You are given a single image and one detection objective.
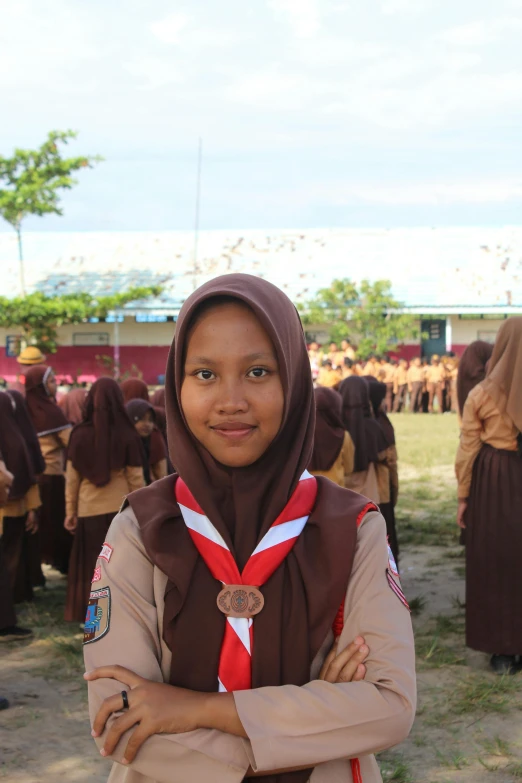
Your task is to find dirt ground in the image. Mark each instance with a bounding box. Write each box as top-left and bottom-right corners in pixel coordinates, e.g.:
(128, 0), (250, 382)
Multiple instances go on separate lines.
(2, 416), (522, 783)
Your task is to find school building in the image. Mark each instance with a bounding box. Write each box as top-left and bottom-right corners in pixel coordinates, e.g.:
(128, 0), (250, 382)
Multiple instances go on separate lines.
(1, 227), (521, 383)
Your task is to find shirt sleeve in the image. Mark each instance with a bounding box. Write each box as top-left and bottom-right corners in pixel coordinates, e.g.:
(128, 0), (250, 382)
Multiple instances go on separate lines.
(58, 427), (72, 448)
(455, 388), (484, 499)
(26, 483), (42, 512)
(65, 460), (81, 517)
(84, 510), (250, 783)
(341, 432), (355, 477)
(124, 465), (146, 494)
(234, 511), (416, 773)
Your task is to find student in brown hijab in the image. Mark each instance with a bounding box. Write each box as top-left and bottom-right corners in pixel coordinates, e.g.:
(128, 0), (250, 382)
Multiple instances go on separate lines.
(121, 378), (150, 404)
(456, 318), (522, 674)
(339, 375), (388, 503)
(365, 378), (400, 565)
(64, 378), (145, 623)
(83, 274), (415, 783)
(25, 365), (73, 574)
(150, 388), (165, 408)
(59, 387), (88, 426)
(456, 340), (494, 419)
(126, 399), (168, 485)
(0, 392), (42, 603)
(308, 387), (355, 487)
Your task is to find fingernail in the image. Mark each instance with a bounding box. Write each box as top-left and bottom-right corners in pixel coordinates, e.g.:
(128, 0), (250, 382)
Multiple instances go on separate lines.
(360, 645), (368, 654)
(355, 636), (364, 645)
(91, 730), (98, 737)
(83, 672), (91, 679)
(122, 758), (129, 766)
(100, 749), (107, 757)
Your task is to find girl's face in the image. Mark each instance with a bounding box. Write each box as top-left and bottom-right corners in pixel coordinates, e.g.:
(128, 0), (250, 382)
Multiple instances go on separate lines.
(46, 372), (57, 398)
(135, 410), (155, 438)
(181, 302), (284, 468)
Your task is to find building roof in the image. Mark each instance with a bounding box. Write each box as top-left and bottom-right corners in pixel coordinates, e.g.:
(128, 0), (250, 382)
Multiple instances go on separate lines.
(0, 227), (521, 314)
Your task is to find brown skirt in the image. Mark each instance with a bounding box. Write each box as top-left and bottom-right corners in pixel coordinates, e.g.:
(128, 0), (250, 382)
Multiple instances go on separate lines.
(38, 474), (71, 574)
(2, 515), (34, 603)
(380, 502), (399, 567)
(466, 444), (522, 654)
(64, 512), (115, 623)
(0, 539), (17, 629)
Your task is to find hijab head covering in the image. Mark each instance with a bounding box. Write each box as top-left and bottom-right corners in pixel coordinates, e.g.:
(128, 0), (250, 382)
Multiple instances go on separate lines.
(130, 274), (371, 783)
(0, 391), (38, 500)
(339, 376), (387, 471)
(482, 318), (522, 432)
(6, 390), (46, 475)
(68, 377), (143, 487)
(151, 387), (165, 407)
(365, 377), (395, 447)
(24, 365), (71, 436)
(309, 387), (346, 472)
(121, 378), (150, 403)
(59, 388), (88, 425)
(126, 398), (167, 484)
(457, 340), (494, 417)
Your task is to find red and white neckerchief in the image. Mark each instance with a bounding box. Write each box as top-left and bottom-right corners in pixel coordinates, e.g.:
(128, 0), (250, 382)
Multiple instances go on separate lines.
(175, 470), (318, 693)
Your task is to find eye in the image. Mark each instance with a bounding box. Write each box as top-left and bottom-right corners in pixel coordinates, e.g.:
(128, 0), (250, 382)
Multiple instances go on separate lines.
(195, 370), (215, 381)
(248, 367), (269, 378)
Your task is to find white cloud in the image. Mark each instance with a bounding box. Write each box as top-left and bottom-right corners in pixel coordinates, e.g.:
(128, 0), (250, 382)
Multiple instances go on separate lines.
(150, 12), (189, 44)
(336, 181), (522, 205)
(269, 0), (320, 38)
(380, 0), (432, 15)
(440, 17), (522, 45)
(223, 65), (305, 108)
(124, 57), (183, 89)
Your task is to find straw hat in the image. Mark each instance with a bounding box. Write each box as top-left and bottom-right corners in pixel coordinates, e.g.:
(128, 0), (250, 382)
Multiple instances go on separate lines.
(16, 346), (46, 366)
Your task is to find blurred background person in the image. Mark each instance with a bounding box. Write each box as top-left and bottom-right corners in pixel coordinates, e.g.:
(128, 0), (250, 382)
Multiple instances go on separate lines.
(126, 399), (168, 485)
(308, 387), (354, 487)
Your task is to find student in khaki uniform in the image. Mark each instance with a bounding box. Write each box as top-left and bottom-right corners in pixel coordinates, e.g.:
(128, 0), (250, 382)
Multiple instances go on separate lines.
(83, 275), (415, 783)
(392, 360), (408, 412)
(327, 342), (344, 370)
(407, 358), (424, 413)
(317, 360), (342, 389)
(64, 378), (145, 623)
(456, 341), (493, 420)
(25, 366), (72, 574)
(382, 359), (397, 412)
(341, 339), (356, 362)
(307, 342), (323, 381)
(309, 387), (355, 487)
(456, 318), (522, 674)
(363, 356), (380, 379)
(0, 392), (42, 604)
(126, 400), (168, 485)
(341, 357), (354, 380)
(425, 355), (445, 413)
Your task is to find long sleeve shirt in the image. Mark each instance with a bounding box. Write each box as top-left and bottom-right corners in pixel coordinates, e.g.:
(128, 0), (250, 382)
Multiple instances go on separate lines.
(455, 383), (519, 499)
(39, 428), (72, 475)
(65, 461), (145, 517)
(84, 506), (416, 783)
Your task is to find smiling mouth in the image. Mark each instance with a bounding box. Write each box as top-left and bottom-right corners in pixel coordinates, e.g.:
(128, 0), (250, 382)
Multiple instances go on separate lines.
(210, 423), (256, 441)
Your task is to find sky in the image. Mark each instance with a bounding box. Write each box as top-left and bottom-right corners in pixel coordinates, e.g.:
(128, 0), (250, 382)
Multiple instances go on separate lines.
(0, 0), (521, 232)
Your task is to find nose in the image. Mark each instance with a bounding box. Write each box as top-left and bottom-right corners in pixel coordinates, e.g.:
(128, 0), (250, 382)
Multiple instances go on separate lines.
(215, 379), (248, 415)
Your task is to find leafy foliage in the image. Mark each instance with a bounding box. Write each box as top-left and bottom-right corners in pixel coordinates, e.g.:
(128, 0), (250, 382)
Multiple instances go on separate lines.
(0, 287), (162, 353)
(298, 278), (419, 358)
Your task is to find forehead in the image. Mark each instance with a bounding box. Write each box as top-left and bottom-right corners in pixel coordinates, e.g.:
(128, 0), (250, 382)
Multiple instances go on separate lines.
(186, 301), (274, 350)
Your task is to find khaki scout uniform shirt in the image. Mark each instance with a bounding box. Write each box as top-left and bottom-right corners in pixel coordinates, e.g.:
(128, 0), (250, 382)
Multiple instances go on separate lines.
(65, 461), (145, 518)
(425, 365), (445, 385)
(406, 365), (424, 389)
(38, 427), (72, 475)
(393, 366), (408, 394)
(84, 507), (416, 783)
(310, 432), (355, 488)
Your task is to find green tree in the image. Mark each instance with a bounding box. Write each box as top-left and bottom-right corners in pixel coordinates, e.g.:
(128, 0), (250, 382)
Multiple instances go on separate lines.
(299, 278), (419, 359)
(0, 287), (162, 354)
(0, 130), (102, 294)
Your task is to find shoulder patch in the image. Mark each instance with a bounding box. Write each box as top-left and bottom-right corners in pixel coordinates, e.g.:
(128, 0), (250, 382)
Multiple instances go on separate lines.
(83, 586), (111, 644)
(387, 544), (399, 577)
(386, 570), (410, 611)
(92, 566), (101, 583)
(99, 542), (113, 563)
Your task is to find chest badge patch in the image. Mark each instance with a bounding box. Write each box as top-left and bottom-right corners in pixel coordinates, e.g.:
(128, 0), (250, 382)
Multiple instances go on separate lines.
(83, 586), (111, 645)
(99, 543), (113, 563)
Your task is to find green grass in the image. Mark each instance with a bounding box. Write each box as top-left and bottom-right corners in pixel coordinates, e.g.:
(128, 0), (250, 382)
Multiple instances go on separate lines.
(389, 413), (460, 470)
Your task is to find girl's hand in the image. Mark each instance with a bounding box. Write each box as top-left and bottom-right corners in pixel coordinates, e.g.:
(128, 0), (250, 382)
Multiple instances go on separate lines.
(84, 665), (207, 764)
(456, 500), (468, 529)
(318, 636), (369, 683)
(25, 511), (38, 534)
(64, 515), (77, 533)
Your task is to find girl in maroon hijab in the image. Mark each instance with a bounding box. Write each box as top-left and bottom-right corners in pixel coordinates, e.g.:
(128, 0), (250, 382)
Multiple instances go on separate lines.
(308, 387), (355, 487)
(121, 378), (150, 404)
(64, 378), (145, 623)
(126, 399), (168, 485)
(83, 275), (415, 783)
(25, 365), (73, 574)
(456, 340), (494, 419)
(59, 387), (88, 426)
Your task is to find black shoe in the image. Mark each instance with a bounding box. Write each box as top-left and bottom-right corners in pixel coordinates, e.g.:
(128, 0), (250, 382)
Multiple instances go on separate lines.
(0, 626), (34, 642)
(490, 654), (520, 675)
(0, 697), (9, 710)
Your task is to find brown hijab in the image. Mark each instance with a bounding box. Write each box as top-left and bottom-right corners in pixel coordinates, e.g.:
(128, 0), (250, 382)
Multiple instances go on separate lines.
(339, 376), (387, 471)
(121, 378), (150, 403)
(130, 275), (371, 783)
(25, 366), (71, 436)
(6, 390), (46, 476)
(125, 399), (167, 484)
(482, 318), (522, 432)
(0, 392), (38, 500)
(68, 377), (143, 487)
(309, 387), (346, 472)
(365, 377), (395, 447)
(151, 387), (165, 407)
(59, 388), (88, 425)
(457, 340), (494, 417)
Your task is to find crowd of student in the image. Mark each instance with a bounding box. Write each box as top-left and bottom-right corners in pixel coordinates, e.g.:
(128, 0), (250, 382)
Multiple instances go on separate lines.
(310, 340), (460, 414)
(0, 279), (520, 778)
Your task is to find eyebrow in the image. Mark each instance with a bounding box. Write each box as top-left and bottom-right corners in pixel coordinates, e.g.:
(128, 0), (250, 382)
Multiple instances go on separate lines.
(185, 352), (276, 365)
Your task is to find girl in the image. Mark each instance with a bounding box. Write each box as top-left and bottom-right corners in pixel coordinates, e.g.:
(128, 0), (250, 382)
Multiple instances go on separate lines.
(59, 387), (89, 426)
(365, 379), (399, 566)
(0, 392), (42, 603)
(65, 378), (145, 623)
(25, 365), (72, 575)
(338, 376), (388, 504)
(456, 341), (494, 421)
(308, 387), (355, 487)
(126, 400), (168, 485)
(456, 318), (522, 675)
(84, 275), (415, 783)
(121, 379), (150, 404)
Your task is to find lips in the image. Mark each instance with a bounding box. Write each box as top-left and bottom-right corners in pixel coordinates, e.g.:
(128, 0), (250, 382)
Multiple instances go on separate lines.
(210, 422), (256, 440)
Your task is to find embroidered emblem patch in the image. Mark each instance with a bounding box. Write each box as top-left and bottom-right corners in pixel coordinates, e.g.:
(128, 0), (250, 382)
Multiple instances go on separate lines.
(92, 566), (101, 583)
(386, 570), (410, 611)
(387, 544), (399, 577)
(98, 543), (113, 563)
(83, 587), (111, 644)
